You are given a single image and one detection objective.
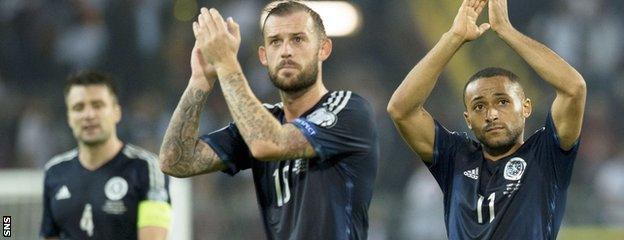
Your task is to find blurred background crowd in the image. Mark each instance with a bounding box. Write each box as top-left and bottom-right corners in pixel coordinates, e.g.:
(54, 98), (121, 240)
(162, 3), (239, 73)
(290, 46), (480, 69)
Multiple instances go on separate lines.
(0, 0), (622, 239)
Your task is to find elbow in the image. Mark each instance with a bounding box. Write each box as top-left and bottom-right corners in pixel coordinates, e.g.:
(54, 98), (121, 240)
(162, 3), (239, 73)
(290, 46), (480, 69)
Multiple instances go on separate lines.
(387, 100), (418, 121)
(386, 102), (402, 120)
(564, 76), (587, 98)
(249, 142), (279, 161)
(158, 152), (188, 178)
(160, 166), (190, 178)
(573, 78), (587, 97)
(157, 154), (175, 175)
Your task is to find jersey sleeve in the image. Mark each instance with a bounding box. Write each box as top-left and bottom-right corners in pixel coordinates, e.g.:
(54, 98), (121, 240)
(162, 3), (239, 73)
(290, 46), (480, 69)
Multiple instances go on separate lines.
(199, 123), (252, 176)
(40, 171), (60, 238)
(136, 153), (172, 229)
(290, 92), (376, 163)
(541, 113), (580, 188)
(136, 154), (170, 203)
(430, 120), (473, 194)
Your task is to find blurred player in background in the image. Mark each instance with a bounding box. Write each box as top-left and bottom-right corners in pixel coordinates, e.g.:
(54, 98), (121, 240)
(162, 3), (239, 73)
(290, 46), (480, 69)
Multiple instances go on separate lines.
(387, 0), (586, 239)
(159, 1), (378, 239)
(41, 71), (171, 240)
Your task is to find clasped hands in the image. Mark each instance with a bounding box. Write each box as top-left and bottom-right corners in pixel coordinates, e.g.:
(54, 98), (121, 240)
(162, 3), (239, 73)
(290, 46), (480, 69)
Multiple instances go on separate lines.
(450, 0), (514, 43)
(189, 8), (241, 84)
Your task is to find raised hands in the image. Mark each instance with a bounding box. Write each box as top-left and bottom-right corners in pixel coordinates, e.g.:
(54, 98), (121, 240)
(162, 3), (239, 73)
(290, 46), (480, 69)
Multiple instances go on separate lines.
(192, 8), (241, 68)
(488, 0), (513, 33)
(449, 0), (490, 42)
(190, 42), (217, 88)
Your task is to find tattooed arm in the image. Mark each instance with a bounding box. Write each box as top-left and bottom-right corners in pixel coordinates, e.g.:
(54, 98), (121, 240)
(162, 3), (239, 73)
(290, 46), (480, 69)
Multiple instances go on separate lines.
(217, 63), (316, 161)
(159, 45), (226, 177)
(194, 8), (315, 161)
(159, 84), (226, 177)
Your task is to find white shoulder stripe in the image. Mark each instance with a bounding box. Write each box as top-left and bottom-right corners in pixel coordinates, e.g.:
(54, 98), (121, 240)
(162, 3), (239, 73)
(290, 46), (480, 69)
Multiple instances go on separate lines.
(320, 90), (352, 114)
(332, 91), (352, 114)
(45, 149), (78, 170)
(123, 144), (167, 198)
(323, 91), (338, 107)
(328, 91), (345, 111)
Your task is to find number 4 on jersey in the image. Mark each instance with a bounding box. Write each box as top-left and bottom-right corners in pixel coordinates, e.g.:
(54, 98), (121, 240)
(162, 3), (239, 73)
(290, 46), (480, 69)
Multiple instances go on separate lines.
(80, 203), (94, 236)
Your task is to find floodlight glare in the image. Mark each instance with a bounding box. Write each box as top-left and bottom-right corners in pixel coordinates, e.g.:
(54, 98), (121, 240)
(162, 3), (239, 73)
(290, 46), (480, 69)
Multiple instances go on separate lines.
(261, 1), (362, 37)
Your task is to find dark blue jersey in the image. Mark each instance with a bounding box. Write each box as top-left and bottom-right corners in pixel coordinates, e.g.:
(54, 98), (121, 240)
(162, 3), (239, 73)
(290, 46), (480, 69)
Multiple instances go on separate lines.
(429, 114), (579, 239)
(40, 144), (170, 240)
(201, 90), (378, 240)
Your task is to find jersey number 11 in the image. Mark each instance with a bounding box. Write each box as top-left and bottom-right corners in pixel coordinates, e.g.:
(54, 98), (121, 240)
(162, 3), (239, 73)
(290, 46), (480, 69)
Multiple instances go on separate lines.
(477, 193), (496, 224)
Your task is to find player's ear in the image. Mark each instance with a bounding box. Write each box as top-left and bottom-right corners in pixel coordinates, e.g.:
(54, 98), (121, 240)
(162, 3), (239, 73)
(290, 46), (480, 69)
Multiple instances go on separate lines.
(258, 45), (268, 66)
(318, 37), (332, 62)
(522, 98), (532, 118)
(464, 111), (472, 129)
(113, 101), (122, 124)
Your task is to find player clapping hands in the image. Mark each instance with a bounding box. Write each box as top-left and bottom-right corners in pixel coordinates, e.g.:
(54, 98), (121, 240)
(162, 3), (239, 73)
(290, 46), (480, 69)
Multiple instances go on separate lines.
(192, 8), (241, 71)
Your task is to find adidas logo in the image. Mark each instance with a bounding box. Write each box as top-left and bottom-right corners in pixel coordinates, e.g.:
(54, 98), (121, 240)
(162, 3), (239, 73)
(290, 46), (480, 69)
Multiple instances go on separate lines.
(463, 168), (479, 180)
(55, 185), (71, 200)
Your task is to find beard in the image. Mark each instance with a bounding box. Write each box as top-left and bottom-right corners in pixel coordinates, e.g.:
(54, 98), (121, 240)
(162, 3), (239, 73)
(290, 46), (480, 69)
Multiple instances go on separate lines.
(75, 129), (111, 147)
(475, 124), (523, 153)
(268, 58), (318, 93)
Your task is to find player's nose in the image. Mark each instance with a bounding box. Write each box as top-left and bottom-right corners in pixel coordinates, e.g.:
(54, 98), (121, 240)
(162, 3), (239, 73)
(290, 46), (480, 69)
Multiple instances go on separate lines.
(82, 106), (97, 120)
(485, 108), (499, 122)
(280, 42), (293, 58)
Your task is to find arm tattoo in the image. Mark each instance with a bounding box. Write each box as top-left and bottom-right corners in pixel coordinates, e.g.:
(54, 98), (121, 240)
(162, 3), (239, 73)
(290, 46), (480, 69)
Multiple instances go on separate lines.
(159, 87), (225, 177)
(219, 72), (313, 160)
(279, 124), (313, 160)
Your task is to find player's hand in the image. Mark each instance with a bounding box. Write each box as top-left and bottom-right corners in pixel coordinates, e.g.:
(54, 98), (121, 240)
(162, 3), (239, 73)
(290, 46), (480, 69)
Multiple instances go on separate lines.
(488, 0), (514, 33)
(189, 41), (217, 88)
(449, 0), (490, 42)
(194, 8), (241, 68)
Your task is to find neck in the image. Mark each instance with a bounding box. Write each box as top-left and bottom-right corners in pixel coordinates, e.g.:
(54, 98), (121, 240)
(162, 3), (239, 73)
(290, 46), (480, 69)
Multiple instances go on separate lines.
(482, 133), (524, 161)
(280, 73), (328, 122)
(78, 135), (123, 170)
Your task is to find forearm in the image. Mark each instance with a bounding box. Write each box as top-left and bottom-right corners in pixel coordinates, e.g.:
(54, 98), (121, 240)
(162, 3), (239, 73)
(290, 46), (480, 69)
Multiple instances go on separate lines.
(159, 80), (221, 177)
(388, 32), (464, 119)
(497, 28), (585, 96)
(215, 58), (285, 154)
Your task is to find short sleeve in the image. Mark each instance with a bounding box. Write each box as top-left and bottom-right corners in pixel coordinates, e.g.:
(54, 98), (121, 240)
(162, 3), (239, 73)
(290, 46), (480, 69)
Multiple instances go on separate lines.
(430, 121), (474, 194)
(40, 172), (60, 238)
(200, 123), (252, 176)
(290, 92), (376, 163)
(542, 113), (580, 188)
(127, 148), (172, 229)
(137, 157), (171, 203)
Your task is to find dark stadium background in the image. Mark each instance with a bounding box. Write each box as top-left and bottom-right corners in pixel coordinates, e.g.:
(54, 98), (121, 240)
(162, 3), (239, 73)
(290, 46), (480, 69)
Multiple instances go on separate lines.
(0, 0), (622, 239)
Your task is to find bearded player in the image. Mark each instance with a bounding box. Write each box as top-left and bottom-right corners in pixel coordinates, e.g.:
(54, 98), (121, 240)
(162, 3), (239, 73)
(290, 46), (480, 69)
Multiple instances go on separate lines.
(159, 1), (378, 239)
